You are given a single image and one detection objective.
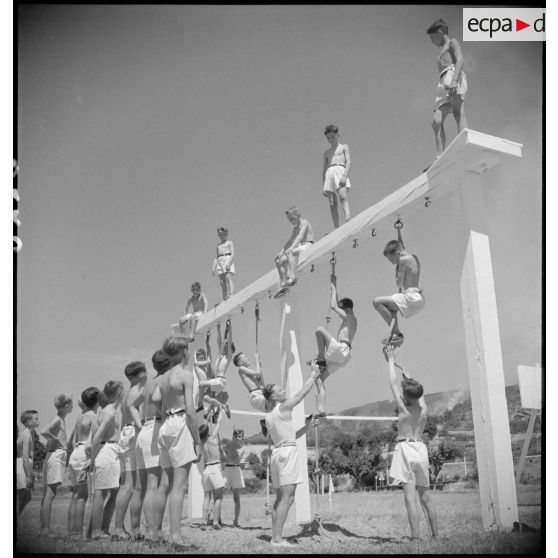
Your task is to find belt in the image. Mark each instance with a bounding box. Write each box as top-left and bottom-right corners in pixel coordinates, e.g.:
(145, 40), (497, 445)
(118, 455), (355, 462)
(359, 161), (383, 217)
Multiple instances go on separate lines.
(142, 416), (161, 424)
(101, 440), (118, 445)
(219, 253), (232, 256)
(225, 464), (239, 467)
(339, 339), (352, 349)
(328, 163), (345, 168)
(249, 388), (262, 393)
(397, 438), (423, 443)
(301, 240), (314, 244)
(123, 423), (134, 427)
(205, 461), (221, 468)
(274, 442), (296, 449)
(166, 408), (185, 416)
(75, 442), (87, 446)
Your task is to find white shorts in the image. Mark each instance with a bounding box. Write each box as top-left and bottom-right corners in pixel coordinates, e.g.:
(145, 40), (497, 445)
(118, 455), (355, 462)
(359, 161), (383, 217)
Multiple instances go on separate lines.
(323, 165), (351, 194)
(136, 419), (162, 470)
(206, 376), (227, 394)
(44, 448), (67, 486)
(202, 463), (226, 491)
(270, 445), (303, 488)
(158, 413), (196, 469)
(213, 255), (235, 276)
(224, 465), (245, 489)
(390, 440), (430, 487)
(94, 442), (120, 490)
(118, 424), (138, 472)
(16, 457), (28, 490)
(249, 389), (267, 412)
(68, 444), (91, 486)
(390, 288), (425, 319)
(434, 66), (467, 111)
(325, 338), (351, 375)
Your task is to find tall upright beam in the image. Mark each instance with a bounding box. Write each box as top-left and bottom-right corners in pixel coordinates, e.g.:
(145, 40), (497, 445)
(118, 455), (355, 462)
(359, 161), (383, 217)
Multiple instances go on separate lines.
(461, 231), (518, 530)
(188, 370), (204, 520)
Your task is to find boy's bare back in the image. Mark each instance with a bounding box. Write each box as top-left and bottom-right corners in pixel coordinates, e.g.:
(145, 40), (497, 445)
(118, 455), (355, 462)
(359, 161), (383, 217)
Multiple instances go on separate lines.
(160, 364), (192, 412)
(397, 252), (421, 290)
(397, 403), (427, 439)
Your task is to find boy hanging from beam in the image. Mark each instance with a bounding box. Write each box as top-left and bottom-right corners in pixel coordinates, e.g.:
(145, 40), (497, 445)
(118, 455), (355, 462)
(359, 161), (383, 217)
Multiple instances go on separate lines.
(373, 224), (424, 347)
(310, 273), (357, 417)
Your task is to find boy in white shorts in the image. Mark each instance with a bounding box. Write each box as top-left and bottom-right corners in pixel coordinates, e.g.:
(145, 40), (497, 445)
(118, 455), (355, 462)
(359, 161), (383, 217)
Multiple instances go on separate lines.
(373, 240), (424, 348)
(261, 364), (321, 547)
(384, 345), (438, 539)
(178, 282), (209, 342)
(322, 124), (351, 228)
(66, 388), (100, 538)
(233, 351), (267, 413)
(223, 429), (247, 527)
(39, 393), (73, 536)
(17, 410), (39, 519)
(114, 361), (148, 540)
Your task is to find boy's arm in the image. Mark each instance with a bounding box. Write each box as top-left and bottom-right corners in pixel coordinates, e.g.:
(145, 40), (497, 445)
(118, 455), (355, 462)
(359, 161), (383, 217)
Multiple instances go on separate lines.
(130, 391), (144, 431)
(329, 275), (346, 319)
(281, 228), (298, 253)
(209, 410), (224, 440)
(281, 367), (320, 412)
(184, 297), (192, 315)
(385, 346), (408, 414)
(286, 220), (310, 251)
(323, 151), (328, 183)
(226, 242), (234, 269)
(395, 260), (407, 291)
(21, 430), (34, 485)
(40, 416), (62, 445)
(183, 371), (202, 455)
(341, 144), (351, 184)
(90, 412), (110, 463)
(449, 39), (465, 87)
(201, 293), (208, 313)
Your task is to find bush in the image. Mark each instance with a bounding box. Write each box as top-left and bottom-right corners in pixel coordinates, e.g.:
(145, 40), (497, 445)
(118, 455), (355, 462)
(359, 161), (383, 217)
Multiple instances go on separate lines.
(243, 477), (262, 493)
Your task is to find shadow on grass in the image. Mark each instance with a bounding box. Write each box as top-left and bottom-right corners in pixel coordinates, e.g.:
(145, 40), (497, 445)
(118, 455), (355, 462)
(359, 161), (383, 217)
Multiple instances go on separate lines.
(294, 519), (404, 544)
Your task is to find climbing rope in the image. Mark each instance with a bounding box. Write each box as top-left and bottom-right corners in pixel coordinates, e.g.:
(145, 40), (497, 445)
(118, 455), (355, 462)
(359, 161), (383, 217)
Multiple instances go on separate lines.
(394, 218), (405, 250)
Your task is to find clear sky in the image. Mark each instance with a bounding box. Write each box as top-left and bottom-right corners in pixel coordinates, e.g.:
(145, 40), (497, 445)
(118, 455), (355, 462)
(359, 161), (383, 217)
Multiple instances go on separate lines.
(16, 5), (542, 440)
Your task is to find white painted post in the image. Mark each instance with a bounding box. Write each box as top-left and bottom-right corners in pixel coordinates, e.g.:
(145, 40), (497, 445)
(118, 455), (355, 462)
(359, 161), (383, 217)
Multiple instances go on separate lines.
(278, 292), (312, 525)
(460, 230), (519, 530)
(516, 410), (538, 486)
(188, 362), (204, 520)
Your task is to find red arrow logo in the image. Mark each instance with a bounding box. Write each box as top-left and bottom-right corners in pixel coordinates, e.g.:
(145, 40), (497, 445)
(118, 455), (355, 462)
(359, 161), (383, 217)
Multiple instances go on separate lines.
(516, 18), (530, 31)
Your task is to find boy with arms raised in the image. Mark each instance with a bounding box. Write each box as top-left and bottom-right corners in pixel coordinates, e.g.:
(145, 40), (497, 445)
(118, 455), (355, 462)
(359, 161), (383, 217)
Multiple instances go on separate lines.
(39, 393), (73, 536)
(17, 410), (39, 519)
(158, 336), (202, 550)
(384, 345), (438, 540)
(223, 429), (247, 527)
(66, 388), (100, 538)
(113, 361), (148, 540)
(322, 124), (352, 228)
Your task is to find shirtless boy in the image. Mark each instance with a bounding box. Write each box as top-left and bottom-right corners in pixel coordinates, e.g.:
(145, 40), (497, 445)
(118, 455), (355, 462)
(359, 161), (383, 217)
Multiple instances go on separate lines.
(312, 274), (357, 416)
(17, 410), (39, 519)
(223, 429), (247, 527)
(158, 336), (202, 549)
(39, 393), (73, 536)
(179, 282), (209, 342)
(384, 345), (438, 539)
(67, 388), (100, 538)
(135, 350), (172, 543)
(114, 361), (148, 540)
(274, 206), (315, 298)
(199, 411), (226, 529)
(373, 240), (424, 347)
(90, 381), (125, 539)
(323, 124), (352, 228)
(232, 351), (267, 413)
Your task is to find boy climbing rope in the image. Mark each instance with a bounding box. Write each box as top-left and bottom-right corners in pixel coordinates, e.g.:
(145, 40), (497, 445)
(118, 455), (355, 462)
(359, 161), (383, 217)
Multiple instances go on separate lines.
(274, 206), (315, 299)
(373, 221), (423, 347)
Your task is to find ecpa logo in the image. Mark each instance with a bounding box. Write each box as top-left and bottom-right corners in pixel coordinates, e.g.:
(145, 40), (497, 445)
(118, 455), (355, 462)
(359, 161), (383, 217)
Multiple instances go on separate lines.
(463, 8), (545, 41)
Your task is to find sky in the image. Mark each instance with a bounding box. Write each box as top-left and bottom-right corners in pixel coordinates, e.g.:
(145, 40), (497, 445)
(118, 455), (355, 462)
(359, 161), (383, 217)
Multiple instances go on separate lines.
(15, 5), (542, 441)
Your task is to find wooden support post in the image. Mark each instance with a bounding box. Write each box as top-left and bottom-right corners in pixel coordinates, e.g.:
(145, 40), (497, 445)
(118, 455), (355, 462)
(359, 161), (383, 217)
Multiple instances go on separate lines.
(515, 410), (538, 486)
(279, 292), (311, 525)
(188, 365), (204, 520)
(461, 230), (518, 530)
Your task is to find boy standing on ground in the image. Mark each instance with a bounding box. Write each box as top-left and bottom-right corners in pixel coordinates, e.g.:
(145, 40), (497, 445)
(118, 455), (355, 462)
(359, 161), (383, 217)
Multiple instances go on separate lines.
(17, 410), (39, 519)
(158, 336), (202, 550)
(311, 274), (357, 416)
(39, 393), (73, 536)
(179, 282), (209, 342)
(114, 361), (148, 540)
(384, 344), (438, 539)
(323, 124), (351, 228)
(223, 429), (247, 527)
(427, 18), (468, 163)
(373, 240), (424, 347)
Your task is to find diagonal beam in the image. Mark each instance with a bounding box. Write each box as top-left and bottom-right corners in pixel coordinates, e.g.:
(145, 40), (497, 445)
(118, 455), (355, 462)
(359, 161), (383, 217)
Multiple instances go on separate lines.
(185, 129), (521, 332)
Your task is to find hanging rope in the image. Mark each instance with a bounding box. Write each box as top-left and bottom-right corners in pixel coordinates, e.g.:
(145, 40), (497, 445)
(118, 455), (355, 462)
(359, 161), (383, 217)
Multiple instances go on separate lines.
(255, 301), (265, 384)
(325, 252), (337, 328)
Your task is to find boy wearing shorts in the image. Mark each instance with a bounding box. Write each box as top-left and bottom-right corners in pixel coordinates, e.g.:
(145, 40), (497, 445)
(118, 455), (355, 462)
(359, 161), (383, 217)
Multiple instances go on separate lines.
(17, 410), (39, 519)
(178, 282), (209, 342)
(223, 429), (247, 527)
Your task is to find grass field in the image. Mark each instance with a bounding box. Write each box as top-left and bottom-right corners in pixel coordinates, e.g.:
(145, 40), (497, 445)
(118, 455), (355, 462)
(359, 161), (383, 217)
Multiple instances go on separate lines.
(16, 485), (542, 555)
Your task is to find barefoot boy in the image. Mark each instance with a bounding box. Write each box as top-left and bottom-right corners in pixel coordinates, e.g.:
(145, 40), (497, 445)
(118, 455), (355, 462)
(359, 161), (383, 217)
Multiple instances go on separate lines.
(17, 410), (39, 519)
(179, 282), (209, 342)
(384, 345), (438, 539)
(427, 18), (468, 161)
(232, 351), (267, 412)
(213, 227), (235, 301)
(274, 206), (314, 298)
(39, 393), (73, 536)
(114, 361), (148, 540)
(223, 429), (247, 527)
(67, 388), (100, 538)
(312, 274), (357, 416)
(323, 124), (351, 228)
(158, 336), (202, 549)
(373, 240), (424, 347)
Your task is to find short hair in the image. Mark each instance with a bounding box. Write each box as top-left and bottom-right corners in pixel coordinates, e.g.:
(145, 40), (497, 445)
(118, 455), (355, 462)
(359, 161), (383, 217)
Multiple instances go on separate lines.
(162, 336), (189, 357)
(402, 378), (424, 400)
(103, 380), (123, 402)
(233, 352), (244, 367)
(427, 18), (448, 35)
(124, 360), (146, 378)
(199, 424), (209, 442)
(20, 410), (38, 426)
(191, 282), (201, 290)
(195, 348), (207, 358)
(54, 393), (73, 409)
(262, 383), (275, 401)
(324, 124), (339, 135)
(383, 240), (401, 256)
(339, 297), (353, 309)
(152, 349), (172, 374)
(217, 226), (228, 234)
(285, 205), (301, 218)
(81, 387), (100, 409)
(97, 392), (109, 408)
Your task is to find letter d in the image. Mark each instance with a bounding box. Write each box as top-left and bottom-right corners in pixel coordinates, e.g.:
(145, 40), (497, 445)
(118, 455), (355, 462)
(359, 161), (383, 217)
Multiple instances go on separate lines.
(534, 13), (545, 32)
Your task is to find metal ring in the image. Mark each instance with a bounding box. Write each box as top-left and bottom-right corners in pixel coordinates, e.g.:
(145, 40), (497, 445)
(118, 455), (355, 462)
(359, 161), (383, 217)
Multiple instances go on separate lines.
(424, 197), (431, 208)
(353, 239), (358, 248)
(394, 219), (403, 230)
(329, 252), (336, 266)
(371, 228), (376, 237)
(241, 307), (245, 314)
(325, 316), (331, 323)
(310, 264), (315, 273)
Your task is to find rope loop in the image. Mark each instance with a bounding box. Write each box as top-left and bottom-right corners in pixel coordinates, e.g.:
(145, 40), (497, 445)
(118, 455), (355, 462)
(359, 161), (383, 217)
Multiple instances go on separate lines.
(394, 218), (403, 230)
(329, 253), (337, 266)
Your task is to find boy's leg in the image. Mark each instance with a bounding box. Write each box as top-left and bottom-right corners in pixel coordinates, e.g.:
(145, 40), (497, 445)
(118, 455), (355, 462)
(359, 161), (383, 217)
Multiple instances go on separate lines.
(114, 469), (135, 537)
(152, 467), (171, 541)
(73, 483), (89, 537)
(431, 105), (451, 157)
(232, 487), (241, 526)
(274, 255), (288, 286)
(40, 483), (59, 534)
(417, 486), (438, 537)
(67, 488), (77, 534)
(372, 296), (401, 334)
(90, 489), (107, 538)
(325, 191), (339, 229)
(272, 484), (296, 543)
(337, 186), (350, 223)
(17, 488), (32, 518)
(168, 463), (190, 544)
(213, 487), (224, 527)
(285, 250), (297, 284)
(402, 482), (421, 539)
(129, 468), (145, 537)
(314, 327), (333, 361)
(219, 275), (227, 301)
(314, 368), (331, 415)
(450, 96), (468, 132)
(101, 488), (118, 534)
(203, 490), (212, 524)
(225, 272), (234, 299)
